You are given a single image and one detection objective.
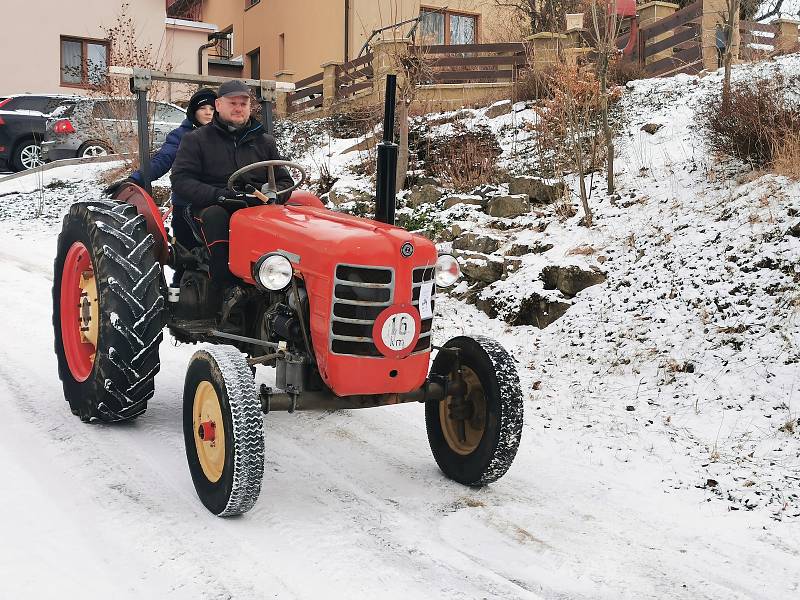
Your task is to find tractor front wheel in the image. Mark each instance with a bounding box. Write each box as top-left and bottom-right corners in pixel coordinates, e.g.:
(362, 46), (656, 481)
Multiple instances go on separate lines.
(426, 335), (523, 486)
(53, 200), (163, 422)
(183, 345), (264, 516)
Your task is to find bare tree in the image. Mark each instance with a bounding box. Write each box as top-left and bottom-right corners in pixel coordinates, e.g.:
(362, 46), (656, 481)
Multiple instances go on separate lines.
(535, 66), (605, 227)
(721, 0), (739, 110)
(590, 0), (624, 194)
(493, 0), (584, 34)
(752, 0), (797, 21)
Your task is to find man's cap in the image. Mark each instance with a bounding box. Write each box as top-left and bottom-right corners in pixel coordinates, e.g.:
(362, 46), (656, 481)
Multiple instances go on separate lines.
(218, 80), (252, 98)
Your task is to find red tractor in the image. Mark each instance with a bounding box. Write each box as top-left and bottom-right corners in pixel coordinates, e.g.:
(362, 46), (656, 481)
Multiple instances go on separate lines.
(52, 77), (523, 516)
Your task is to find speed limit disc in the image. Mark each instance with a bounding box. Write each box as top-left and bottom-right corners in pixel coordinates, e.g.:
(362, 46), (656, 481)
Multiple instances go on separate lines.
(372, 304), (422, 359)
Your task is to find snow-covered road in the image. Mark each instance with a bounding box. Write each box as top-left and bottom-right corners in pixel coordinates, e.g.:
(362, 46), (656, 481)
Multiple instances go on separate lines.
(0, 226), (797, 599)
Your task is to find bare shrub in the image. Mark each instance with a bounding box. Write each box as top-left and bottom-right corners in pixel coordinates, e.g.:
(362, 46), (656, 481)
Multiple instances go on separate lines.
(531, 65), (607, 175)
(89, 2), (176, 175)
(608, 58), (648, 86)
(327, 103), (382, 139)
(410, 122), (502, 191)
(314, 163), (339, 196)
(513, 69), (556, 102)
(699, 74), (800, 167)
(530, 63), (620, 225)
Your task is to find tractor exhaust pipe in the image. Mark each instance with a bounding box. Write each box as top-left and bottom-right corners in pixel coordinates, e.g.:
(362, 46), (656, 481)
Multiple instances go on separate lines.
(375, 74), (398, 225)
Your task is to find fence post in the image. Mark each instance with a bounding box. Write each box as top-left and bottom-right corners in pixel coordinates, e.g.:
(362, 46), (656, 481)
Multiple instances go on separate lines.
(274, 70), (294, 117)
(321, 61), (342, 110)
(637, 2), (680, 64)
(525, 32), (568, 70)
(773, 18), (800, 53)
(700, 0), (739, 70)
(370, 38), (411, 102)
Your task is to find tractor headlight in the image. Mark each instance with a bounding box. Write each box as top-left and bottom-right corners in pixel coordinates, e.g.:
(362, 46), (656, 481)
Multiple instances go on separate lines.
(435, 254), (461, 288)
(254, 254), (293, 291)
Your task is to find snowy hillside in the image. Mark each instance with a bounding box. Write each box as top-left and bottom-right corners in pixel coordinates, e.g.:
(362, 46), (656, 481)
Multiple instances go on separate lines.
(0, 56), (798, 599)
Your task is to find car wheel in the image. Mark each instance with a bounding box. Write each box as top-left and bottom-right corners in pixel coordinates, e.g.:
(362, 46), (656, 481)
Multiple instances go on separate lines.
(12, 138), (43, 171)
(78, 141), (112, 158)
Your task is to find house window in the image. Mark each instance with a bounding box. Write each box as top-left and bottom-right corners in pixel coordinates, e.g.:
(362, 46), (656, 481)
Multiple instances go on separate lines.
(279, 33), (285, 71)
(419, 8), (477, 45)
(248, 48), (260, 79)
(245, 0), (260, 8)
(60, 36), (109, 87)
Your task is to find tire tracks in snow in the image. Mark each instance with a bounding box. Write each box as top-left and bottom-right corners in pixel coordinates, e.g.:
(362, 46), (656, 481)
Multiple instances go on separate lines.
(0, 261), (296, 600)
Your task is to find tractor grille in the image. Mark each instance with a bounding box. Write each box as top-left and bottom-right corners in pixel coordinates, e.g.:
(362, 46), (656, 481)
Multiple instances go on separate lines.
(330, 264), (394, 357)
(329, 264), (436, 357)
(411, 266), (435, 354)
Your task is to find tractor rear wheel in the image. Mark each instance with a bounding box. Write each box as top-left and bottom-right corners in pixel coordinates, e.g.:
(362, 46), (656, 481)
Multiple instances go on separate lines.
(183, 345), (264, 516)
(426, 336), (523, 486)
(53, 200), (163, 422)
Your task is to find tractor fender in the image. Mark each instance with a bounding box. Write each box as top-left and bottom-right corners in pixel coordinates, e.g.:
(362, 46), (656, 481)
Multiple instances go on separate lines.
(113, 183), (170, 265)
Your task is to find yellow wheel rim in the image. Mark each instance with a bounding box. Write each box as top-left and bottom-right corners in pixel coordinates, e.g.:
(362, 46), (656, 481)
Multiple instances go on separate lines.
(440, 366), (486, 455)
(193, 381), (226, 483)
(78, 269), (99, 361)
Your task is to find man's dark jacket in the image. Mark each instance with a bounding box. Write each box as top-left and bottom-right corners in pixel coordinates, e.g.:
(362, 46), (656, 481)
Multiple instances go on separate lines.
(171, 115), (293, 209)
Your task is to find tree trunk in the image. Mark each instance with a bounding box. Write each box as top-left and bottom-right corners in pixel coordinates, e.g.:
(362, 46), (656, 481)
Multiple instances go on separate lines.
(722, 0), (739, 110)
(396, 99), (409, 194)
(600, 56), (614, 194)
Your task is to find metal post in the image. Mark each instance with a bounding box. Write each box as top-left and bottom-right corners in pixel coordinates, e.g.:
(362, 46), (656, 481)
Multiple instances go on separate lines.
(375, 74), (397, 225)
(261, 101), (274, 136)
(130, 69), (153, 194)
(259, 79), (277, 137)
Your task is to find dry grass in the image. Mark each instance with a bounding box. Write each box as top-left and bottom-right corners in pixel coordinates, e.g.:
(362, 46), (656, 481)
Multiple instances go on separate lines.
(553, 195), (577, 221)
(772, 132), (800, 180)
(567, 244), (596, 256)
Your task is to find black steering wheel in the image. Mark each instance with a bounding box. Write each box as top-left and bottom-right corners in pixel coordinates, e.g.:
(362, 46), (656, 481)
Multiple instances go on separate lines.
(227, 160), (307, 204)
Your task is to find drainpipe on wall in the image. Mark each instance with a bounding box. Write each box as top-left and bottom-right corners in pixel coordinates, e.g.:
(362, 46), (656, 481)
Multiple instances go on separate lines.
(344, 0), (350, 62)
(198, 32), (231, 77)
(198, 40), (216, 76)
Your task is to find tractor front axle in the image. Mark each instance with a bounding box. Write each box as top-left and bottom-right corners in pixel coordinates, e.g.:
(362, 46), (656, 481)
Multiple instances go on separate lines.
(259, 376), (465, 413)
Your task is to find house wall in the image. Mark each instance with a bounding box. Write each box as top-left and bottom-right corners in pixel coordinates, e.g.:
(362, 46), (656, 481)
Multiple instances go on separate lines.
(164, 18), (219, 101)
(1, 0), (207, 97)
(200, 0), (344, 82)
(201, 0), (518, 83)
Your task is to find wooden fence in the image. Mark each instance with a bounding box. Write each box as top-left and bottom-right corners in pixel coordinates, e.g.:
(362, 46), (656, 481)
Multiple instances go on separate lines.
(287, 71), (323, 114)
(739, 20), (779, 60)
(336, 53), (373, 100)
(637, 0), (703, 77)
(413, 43), (527, 84)
(286, 42), (528, 115)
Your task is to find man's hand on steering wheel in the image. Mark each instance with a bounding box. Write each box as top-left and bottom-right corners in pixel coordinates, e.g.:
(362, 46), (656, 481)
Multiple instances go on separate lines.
(216, 189), (263, 211)
(227, 160), (307, 206)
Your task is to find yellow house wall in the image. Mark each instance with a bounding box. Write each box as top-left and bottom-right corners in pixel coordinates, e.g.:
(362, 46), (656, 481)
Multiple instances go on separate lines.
(202, 0), (518, 83)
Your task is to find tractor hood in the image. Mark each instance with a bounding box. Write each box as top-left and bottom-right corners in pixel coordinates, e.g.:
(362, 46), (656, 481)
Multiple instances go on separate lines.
(229, 203), (438, 397)
(229, 204), (436, 278)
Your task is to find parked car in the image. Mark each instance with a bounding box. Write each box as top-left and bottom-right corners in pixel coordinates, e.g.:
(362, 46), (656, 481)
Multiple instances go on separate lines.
(0, 94), (78, 171)
(41, 97), (186, 162)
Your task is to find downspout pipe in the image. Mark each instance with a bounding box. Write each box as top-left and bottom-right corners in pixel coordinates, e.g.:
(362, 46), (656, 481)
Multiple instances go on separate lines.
(197, 40), (216, 76)
(344, 0), (350, 62)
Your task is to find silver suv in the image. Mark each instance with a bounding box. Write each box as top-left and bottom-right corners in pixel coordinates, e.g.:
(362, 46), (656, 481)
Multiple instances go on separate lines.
(41, 97), (185, 161)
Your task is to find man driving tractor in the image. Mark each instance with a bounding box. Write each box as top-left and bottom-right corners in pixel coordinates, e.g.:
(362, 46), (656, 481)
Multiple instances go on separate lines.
(170, 79), (293, 317)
